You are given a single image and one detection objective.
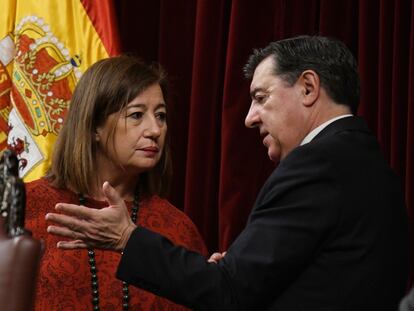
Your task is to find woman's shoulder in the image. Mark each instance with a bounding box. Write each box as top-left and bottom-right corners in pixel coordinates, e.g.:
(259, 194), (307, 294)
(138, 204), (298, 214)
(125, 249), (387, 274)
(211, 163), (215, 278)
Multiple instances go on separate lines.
(25, 177), (76, 209)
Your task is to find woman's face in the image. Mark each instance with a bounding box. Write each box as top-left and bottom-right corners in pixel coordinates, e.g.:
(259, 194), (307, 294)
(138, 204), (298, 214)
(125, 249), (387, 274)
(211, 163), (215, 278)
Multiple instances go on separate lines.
(96, 83), (167, 174)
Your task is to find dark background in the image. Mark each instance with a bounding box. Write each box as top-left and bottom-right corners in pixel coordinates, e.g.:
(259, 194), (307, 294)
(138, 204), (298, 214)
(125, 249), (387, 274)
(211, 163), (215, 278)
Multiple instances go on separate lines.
(114, 0), (414, 281)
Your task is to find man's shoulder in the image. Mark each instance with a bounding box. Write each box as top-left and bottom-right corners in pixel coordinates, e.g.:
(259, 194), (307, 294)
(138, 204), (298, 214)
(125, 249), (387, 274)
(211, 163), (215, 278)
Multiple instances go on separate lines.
(287, 117), (378, 168)
(261, 117), (382, 199)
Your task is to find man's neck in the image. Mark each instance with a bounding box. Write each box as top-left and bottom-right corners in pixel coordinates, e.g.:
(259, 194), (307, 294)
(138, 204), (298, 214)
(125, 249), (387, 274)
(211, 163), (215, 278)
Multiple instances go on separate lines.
(300, 114), (353, 145)
(300, 100), (352, 145)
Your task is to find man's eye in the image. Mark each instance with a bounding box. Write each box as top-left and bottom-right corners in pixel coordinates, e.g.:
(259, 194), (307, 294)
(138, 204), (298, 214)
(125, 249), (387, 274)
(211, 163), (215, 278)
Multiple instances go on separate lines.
(255, 95), (266, 103)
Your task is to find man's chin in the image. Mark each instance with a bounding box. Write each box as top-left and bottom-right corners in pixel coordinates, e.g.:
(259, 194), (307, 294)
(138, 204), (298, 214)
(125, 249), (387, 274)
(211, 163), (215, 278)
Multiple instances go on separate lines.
(268, 150), (281, 163)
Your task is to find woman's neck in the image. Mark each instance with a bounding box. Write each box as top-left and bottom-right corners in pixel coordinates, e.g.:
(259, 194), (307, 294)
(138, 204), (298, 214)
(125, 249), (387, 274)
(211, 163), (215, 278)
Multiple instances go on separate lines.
(90, 159), (140, 202)
(90, 175), (139, 202)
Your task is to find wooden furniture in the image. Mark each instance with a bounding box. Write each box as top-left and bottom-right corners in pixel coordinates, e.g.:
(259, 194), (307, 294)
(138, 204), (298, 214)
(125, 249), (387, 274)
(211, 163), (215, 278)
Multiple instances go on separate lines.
(0, 150), (42, 311)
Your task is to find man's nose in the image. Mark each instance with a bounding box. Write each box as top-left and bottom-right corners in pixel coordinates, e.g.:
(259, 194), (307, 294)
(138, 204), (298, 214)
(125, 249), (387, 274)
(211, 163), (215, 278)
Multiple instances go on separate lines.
(245, 103), (260, 128)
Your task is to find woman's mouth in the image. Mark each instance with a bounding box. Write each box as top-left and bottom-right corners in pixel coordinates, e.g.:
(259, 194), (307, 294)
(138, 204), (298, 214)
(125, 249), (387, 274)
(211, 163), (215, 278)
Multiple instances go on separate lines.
(138, 146), (159, 157)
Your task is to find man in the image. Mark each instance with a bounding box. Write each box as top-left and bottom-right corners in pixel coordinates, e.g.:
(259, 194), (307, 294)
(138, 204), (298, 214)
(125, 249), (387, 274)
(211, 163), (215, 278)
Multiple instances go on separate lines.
(46, 35), (408, 310)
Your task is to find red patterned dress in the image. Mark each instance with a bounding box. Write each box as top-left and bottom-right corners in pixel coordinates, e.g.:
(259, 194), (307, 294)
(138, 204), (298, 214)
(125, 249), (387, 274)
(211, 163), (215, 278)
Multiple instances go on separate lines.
(25, 178), (208, 311)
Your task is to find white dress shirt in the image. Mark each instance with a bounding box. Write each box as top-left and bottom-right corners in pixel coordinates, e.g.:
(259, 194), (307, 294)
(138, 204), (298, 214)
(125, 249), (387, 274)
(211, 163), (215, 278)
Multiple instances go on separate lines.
(300, 114), (353, 146)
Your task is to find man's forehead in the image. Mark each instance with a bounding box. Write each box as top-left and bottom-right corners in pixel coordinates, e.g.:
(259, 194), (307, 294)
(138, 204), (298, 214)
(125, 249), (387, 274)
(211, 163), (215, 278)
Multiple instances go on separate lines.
(254, 56), (275, 76)
(251, 57), (275, 83)
(250, 57), (277, 93)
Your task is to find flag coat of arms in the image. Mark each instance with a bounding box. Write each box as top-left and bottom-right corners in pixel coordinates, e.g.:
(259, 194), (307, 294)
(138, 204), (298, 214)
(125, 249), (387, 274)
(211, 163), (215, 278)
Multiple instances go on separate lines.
(0, 0), (120, 181)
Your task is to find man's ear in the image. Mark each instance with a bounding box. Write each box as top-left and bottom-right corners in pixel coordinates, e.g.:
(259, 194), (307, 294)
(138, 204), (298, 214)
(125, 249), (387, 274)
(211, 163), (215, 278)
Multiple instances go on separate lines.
(299, 70), (320, 107)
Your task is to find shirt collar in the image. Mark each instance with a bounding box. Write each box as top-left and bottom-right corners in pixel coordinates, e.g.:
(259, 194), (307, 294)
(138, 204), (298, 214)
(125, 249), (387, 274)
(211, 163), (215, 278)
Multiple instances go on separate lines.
(300, 114), (353, 146)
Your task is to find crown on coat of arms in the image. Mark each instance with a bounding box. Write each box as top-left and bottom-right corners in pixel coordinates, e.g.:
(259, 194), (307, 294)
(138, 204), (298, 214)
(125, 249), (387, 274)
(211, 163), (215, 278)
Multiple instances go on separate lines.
(11, 15), (82, 137)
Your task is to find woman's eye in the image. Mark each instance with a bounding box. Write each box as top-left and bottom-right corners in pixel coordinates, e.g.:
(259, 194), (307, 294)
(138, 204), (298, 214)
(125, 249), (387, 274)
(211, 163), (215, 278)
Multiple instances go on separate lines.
(156, 112), (167, 122)
(128, 112), (143, 120)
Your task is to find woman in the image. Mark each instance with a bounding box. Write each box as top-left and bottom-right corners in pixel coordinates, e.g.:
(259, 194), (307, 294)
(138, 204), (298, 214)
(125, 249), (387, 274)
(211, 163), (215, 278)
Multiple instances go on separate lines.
(25, 55), (207, 310)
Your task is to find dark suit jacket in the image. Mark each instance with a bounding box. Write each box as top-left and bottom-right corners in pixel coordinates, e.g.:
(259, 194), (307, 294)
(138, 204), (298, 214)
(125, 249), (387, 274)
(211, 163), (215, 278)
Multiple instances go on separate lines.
(117, 116), (408, 310)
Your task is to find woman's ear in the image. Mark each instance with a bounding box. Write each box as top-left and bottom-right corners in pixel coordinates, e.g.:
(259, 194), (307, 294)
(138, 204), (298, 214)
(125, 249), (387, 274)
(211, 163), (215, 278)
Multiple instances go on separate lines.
(94, 128), (101, 142)
(299, 70), (320, 107)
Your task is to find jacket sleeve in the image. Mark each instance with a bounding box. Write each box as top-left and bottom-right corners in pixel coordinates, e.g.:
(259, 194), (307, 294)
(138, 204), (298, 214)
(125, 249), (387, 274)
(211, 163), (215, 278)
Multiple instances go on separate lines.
(117, 146), (339, 310)
(117, 226), (238, 310)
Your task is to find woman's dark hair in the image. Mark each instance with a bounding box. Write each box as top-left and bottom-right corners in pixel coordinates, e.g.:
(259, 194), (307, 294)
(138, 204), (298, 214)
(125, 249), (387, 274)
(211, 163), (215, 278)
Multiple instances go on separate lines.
(48, 55), (172, 197)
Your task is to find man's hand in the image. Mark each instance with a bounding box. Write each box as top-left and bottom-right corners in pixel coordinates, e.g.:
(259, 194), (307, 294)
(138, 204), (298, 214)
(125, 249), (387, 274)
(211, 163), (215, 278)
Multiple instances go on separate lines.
(207, 251), (227, 263)
(46, 181), (136, 252)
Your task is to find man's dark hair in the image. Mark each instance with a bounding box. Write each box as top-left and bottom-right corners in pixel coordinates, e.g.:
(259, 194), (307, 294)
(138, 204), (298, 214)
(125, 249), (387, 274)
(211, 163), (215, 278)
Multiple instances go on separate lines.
(244, 35), (360, 114)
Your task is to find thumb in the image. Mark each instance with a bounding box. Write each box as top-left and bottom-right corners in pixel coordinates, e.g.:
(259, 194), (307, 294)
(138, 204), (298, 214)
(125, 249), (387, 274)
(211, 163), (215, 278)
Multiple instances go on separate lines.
(102, 181), (123, 207)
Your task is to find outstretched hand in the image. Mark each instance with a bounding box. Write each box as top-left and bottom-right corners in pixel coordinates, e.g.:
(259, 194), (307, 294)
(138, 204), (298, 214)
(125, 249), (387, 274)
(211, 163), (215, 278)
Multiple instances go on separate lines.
(46, 182), (137, 252)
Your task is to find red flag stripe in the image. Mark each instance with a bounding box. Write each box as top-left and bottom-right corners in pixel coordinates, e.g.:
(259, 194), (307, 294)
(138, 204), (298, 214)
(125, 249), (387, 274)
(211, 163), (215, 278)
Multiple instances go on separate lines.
(80, 0), (121, 56)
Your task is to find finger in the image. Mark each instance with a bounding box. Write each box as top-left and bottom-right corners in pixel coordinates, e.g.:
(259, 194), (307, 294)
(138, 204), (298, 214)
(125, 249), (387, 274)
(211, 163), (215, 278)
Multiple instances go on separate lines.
(209, 252), (222, 260)
(102, 181), (123, 207)
(46, 212), (86, 230)
(47, 225), (83, 240)
(208, 252), (223, 263)
(54, 203), (94, 219)
(57, 240), (89, 249)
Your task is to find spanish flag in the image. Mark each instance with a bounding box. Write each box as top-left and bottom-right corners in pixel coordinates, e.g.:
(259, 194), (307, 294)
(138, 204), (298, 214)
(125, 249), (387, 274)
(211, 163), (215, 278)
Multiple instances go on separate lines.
(0, 0), (120, 181)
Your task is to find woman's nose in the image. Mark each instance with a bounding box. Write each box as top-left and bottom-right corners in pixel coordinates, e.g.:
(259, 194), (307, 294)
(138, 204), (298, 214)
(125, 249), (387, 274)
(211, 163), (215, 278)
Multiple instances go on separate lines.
(143, 117), (162, 138)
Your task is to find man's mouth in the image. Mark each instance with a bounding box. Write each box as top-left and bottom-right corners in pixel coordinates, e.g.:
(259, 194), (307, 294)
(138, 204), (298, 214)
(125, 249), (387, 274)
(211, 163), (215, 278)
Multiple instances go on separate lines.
(260, 130), (270, 147)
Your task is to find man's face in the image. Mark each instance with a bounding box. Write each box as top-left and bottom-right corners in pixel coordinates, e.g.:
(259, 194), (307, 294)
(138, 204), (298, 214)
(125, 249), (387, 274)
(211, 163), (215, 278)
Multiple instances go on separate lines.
(245, 56), (307, 163)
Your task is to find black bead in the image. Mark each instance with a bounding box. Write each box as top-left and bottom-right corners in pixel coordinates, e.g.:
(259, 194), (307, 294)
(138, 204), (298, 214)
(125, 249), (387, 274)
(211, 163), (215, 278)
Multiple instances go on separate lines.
(79, 196), (86, 205)
(82, 190), (139, 310)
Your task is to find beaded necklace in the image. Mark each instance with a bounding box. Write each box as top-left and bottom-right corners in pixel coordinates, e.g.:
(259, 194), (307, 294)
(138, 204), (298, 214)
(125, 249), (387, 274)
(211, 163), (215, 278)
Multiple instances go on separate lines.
(79, 190), (139, 311)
